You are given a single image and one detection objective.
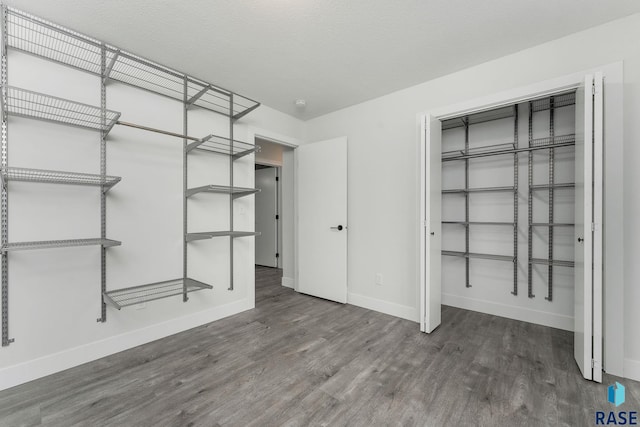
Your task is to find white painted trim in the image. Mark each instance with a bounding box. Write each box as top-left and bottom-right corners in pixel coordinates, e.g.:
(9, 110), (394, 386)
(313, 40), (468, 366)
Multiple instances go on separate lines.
(442, 293), (573, 331)
(624, 358), (640, 382)
(248, 126), (301, 148)
(0, 299), (251, 392)
(425, 63), (618, 120)
(281, 276), (294, 288)
(419, 114), (426, 332)
(348, 292), (418, 323)
(255, 158), (282, 168)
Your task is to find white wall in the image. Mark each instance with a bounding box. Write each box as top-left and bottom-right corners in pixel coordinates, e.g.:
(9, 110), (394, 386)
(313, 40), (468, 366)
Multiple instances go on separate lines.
(305, 13), (639, 379)
(0, 50), (304, 390)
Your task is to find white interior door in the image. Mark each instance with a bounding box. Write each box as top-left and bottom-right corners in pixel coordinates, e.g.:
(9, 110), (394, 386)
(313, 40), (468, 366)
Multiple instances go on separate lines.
(297, 137), (348, 303)
(574, 73), (603, 382)
(420, 114), (442, 333)
(255, 167), (278, 267)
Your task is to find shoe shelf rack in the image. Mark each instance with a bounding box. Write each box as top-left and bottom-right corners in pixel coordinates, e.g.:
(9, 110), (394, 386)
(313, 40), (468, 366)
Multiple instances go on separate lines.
(1, 5), (261, 346)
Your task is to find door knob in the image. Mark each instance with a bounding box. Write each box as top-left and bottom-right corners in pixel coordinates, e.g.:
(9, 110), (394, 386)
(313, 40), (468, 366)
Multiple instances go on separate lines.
(578, 237), (584, 243)
(430, 232), (435, 236)
(330, 225), (344, 231)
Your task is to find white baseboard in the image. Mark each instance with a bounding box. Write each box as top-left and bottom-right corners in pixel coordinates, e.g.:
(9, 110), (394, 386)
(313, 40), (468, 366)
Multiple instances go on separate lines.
(282, 276), (294, 289)
(624, 358), (640, 382)
(0, 299), (251, 392)
(442, 293), (573, 331)
(347, 292), (419, 322)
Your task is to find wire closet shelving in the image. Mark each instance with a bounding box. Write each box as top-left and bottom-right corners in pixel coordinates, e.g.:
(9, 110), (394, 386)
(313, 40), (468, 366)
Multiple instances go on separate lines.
(440, 91), (576, 298)
(1, 5), (261, 347)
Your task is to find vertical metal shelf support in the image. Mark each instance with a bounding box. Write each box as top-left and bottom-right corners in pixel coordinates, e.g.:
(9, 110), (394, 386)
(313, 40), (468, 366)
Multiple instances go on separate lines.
(228, 94), (235, 290)
(527, 102), (535, 298)
(183, 77), (189, 301)
(464, 118), (471, 288)
(97, 44), (108, 322)
(1, 4), (13, 345)
(512, 105), (519, 296)
(546, 97), (555, 301)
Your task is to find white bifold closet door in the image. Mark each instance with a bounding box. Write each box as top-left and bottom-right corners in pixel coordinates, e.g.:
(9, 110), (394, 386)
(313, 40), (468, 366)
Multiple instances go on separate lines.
(420, 114), (442, 334)
(574, 73), (603, 383)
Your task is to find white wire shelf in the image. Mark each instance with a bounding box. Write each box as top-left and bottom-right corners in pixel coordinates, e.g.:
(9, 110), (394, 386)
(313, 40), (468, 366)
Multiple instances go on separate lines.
(186, 185), (259, 198)
(530, 258), (575, 268)
(530, 183), (575, 190)
(3, 167), (121, 191)
(6, 7), (260, 119)
(442, 106), (515, 130)
(1, 238), (121, 253)
(530, 223), (574, 227)
(443, 221), (515, 226)
(186, 231), (260, 242)
(103, 278), (212, 310)
(187, 134), (259, 158)
(441, 92), (575, 130)
(442, 134), (575, 161)
(4, 86), (121, 133)
(442, 186), (516, 194)
(531, 92), (576, 112)
(442, 250), (514, 262)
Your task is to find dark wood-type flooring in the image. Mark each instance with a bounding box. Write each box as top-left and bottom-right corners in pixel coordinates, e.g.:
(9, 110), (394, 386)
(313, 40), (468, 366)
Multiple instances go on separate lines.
(1, 266), (638, 426)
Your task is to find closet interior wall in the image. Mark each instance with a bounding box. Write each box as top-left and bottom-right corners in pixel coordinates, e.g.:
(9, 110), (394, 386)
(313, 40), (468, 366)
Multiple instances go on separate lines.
(440, 94), (576, 328)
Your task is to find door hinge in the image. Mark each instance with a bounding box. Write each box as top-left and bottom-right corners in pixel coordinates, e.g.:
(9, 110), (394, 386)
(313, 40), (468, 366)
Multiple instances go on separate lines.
(276, 214), (279, 220)
(276, 176), (279, 181)
(422, 220), (428, 227)
(592, 83), (596, 95)
(276, 253), (280, 258)
(591, 222), (595, 232)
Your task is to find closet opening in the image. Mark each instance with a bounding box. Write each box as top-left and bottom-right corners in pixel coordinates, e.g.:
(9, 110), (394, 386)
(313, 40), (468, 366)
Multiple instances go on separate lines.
(421, 71), (613, 381)
(440, 92), (577, 322)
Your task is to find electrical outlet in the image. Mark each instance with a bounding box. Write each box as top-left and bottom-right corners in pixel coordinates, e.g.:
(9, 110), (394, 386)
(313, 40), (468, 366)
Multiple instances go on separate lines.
(375, 273), (383, 286)
(134, 302), (146, 310)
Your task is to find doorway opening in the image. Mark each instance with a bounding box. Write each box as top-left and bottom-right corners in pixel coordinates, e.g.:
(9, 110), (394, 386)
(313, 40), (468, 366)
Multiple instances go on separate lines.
(253, 136), (295, 305)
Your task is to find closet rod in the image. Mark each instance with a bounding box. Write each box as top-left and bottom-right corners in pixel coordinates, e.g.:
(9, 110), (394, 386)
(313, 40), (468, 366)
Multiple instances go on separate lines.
(116, 120), (202, 142)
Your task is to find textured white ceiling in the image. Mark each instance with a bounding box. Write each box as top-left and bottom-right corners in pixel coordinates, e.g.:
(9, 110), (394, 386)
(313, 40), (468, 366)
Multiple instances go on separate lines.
(6, 0), (640, 119)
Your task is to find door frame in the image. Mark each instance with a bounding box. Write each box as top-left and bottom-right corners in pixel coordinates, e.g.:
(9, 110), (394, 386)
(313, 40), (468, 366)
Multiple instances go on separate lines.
(418, 62), (624, 377)
(247, 127), (300, 307)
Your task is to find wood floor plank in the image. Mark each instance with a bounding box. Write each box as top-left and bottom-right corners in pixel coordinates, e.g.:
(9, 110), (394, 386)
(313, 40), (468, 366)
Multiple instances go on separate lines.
(1, 265), (638, 426)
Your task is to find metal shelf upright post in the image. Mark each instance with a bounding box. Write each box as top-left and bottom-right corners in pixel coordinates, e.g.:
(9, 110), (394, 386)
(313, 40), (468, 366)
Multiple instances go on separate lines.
(1, 5), (11, 346)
